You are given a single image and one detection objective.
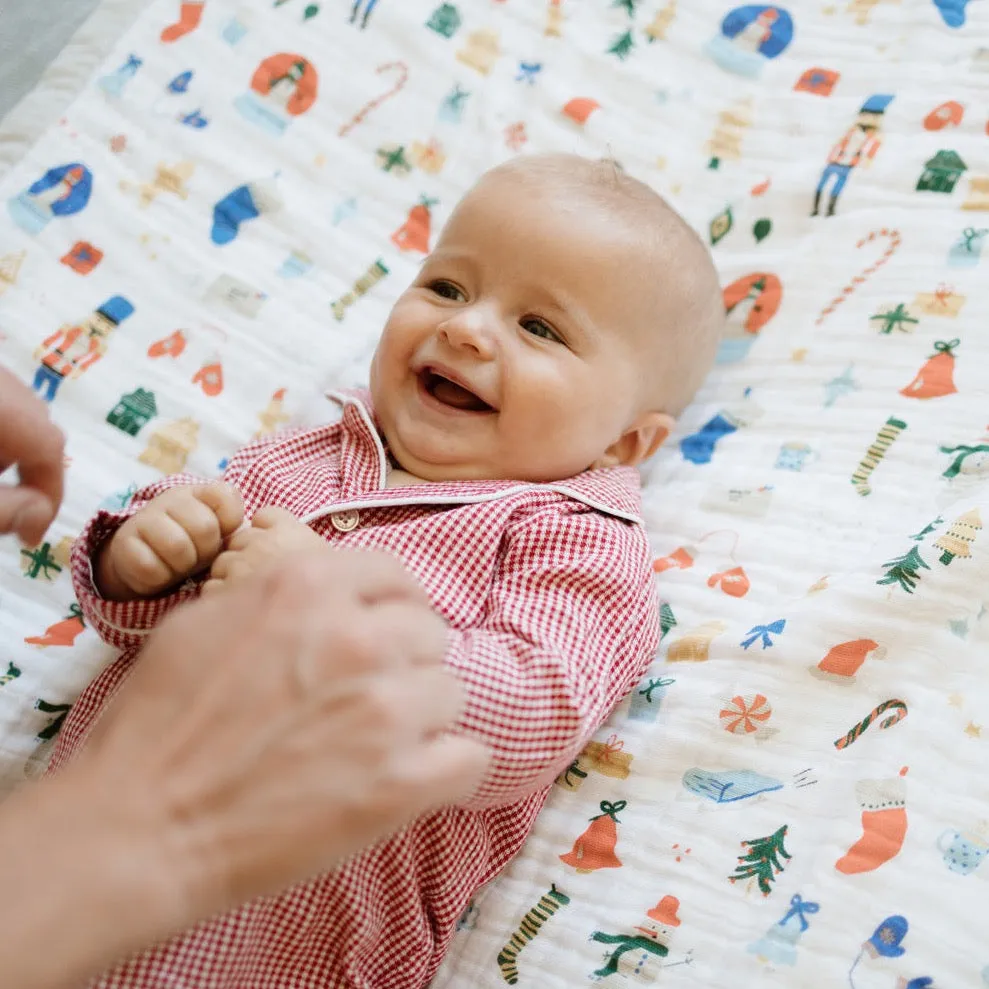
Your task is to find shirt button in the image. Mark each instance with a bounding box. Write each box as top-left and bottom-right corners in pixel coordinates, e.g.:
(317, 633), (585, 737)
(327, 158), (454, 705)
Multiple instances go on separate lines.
(330, 509), (360, 532)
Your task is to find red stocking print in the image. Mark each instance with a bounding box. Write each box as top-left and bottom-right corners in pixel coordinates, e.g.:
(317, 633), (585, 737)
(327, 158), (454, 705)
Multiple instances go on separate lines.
(836, 768), (908, 875)
(161, 1), (205, 43)
(560, 800), (625, 874)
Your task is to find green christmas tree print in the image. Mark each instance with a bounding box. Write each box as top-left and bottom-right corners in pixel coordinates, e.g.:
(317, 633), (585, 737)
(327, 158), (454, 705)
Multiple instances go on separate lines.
(608, 29), (635, 59)
(876, 545), (930, 594)
(910, 516), (942, 541)
(660, 601), (677, 640)
(612, 0), (638, 15)
(728, 825), (791, 895)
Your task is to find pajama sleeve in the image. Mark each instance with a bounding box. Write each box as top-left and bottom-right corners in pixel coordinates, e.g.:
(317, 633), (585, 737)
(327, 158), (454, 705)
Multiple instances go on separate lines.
(71, 432), (294, 651)
(446, 506), (660, 811)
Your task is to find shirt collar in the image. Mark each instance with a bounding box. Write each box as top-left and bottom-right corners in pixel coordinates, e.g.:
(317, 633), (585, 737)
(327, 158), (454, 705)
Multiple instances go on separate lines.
(324, 389), (644, 525)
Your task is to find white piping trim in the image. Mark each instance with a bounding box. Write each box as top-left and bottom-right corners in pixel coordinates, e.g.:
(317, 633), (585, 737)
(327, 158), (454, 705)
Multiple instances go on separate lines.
(299, 484), (641, 526)
(320, 390), (643, 526)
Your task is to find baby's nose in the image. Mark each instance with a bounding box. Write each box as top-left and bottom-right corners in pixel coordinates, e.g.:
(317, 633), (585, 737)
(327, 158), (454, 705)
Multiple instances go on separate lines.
(439, 308), (497, 359)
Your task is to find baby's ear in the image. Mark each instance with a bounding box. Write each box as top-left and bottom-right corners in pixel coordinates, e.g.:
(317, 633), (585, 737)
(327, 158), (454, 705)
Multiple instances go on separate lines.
(595, 412), (676, 468)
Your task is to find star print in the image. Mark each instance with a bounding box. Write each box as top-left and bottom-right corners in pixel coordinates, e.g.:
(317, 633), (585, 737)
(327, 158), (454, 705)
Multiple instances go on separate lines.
(965, 721), (982, 738)
(791, 348), (808, 362)
(824, 365), (858, 408)
(948, 693), (964, 708)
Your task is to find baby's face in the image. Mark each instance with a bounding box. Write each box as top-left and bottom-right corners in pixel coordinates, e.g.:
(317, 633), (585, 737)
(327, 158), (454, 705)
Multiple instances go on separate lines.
(370, 176), (666, 482)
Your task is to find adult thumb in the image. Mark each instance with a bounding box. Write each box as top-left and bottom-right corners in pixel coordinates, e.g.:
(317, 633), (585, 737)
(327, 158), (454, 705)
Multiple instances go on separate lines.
(0, 489), (54, 544)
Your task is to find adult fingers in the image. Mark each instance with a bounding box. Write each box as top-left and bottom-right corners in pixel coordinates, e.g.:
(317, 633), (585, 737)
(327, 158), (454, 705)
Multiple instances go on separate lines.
(336, 549), (430, 607)
(361, 599), (449, 669)
(388, 734), (490, 816)
(0, 488), (53, 545)
(251, 505), (298, 529)
(0, 366), (65, 536)
(194, 483), (244, 536)
(208, 551), (254, 587)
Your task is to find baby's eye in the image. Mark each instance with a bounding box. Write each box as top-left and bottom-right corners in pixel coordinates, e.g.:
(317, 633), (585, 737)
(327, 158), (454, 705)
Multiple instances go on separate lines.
(429, 280), (466, 302)
(520, 318), (564, 344)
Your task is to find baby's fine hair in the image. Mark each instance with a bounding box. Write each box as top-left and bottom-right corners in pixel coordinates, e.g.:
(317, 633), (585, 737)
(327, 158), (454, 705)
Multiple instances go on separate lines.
(478, 153), (724, 416)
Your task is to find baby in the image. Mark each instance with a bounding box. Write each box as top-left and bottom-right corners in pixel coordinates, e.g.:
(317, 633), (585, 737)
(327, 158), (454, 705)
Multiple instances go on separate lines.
(52, 154), (723, 989)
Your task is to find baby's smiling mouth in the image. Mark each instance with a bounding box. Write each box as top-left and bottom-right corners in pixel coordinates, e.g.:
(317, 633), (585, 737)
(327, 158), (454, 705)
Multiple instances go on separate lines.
(418, 367), (495, 413)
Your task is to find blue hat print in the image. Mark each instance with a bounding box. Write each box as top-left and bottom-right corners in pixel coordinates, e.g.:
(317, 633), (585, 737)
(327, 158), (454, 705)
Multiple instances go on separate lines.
(97, 296), (136, 325)
(866, 915), (908, 958)
(860, 94), (895, 115)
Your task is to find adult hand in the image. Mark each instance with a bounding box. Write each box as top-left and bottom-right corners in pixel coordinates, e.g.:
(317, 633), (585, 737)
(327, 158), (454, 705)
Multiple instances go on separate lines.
(80, 546), (490, 913)
(0, 364), (65, 544)
(203, 505), (325, 594)
(0, 549), (488, 989)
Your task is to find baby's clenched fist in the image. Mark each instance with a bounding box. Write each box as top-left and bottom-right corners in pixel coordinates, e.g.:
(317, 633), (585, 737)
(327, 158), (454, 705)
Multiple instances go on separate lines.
(96, 483), (244, 601)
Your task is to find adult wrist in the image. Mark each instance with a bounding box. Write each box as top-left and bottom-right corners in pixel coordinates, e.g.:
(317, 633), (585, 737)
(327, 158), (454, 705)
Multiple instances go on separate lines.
(0, 763), (191, 989)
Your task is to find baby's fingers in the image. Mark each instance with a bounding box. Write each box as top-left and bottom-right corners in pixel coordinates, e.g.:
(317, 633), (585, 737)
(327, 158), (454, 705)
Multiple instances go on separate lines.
(135, 514), (204, 579)
(194, 483), (244, 536)
(117, 536), (180, 597)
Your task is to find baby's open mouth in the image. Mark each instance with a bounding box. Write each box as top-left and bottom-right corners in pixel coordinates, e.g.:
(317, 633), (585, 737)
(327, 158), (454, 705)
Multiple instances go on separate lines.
(419, 368), (494, 413)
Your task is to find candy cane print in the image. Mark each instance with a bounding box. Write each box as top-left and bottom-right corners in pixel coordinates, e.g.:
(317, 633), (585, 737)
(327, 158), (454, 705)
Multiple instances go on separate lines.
(338, 61), (409, 138)
(833, 699), (908, 750)
(815, 228), (902, 326)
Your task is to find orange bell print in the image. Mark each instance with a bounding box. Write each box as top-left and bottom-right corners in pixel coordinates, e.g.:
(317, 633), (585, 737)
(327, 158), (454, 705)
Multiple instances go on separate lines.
(653, 546), (695, 574)
(900, 339), (959, 399)
(559, 800), (625, 874)
(707, 565), (750, 598)
(391, 196), (436, 254)
(148, 329), (187, 359)
(24, 604), (86, 648)
(193, 360), (224, 397)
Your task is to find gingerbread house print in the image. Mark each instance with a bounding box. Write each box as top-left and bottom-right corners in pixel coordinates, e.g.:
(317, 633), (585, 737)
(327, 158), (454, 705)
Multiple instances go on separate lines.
(107, 387), (157, 437)
(917, 150), (967, 194)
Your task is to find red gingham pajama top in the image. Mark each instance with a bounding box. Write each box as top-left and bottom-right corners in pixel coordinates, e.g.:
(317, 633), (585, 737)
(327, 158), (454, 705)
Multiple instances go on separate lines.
(51, 389), (660, 989)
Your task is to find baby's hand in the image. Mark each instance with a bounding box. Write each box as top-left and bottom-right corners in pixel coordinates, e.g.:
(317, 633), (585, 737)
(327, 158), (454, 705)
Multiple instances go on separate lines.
(203, 507), (326, 595)
(97, 483), (244, 601)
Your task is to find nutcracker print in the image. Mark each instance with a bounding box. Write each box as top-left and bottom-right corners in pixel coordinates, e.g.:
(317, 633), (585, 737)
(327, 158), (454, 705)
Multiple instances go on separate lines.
(812, 95), (893, 217)
(32, 296), (135, 403)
